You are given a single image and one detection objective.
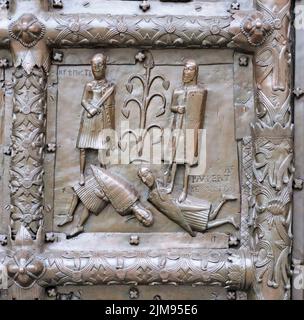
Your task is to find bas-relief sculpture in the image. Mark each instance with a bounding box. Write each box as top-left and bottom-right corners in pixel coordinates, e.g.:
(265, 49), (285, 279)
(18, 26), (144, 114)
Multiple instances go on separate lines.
(164, 59), (207, 202)
(58, 165), (154, 238)
(0, 0), (297, 300)
(57, 56), (236, 239)
(76, 53), (115, 185)
(138, 167), (238, 236)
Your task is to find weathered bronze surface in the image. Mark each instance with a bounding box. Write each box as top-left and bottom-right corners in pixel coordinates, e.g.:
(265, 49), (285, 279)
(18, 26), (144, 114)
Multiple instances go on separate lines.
(0, 0), (299, 300)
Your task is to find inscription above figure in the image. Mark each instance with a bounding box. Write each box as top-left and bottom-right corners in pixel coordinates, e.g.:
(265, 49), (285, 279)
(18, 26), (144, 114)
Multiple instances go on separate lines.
(77, 53), (115, 186)
(164, 59), (207, 202)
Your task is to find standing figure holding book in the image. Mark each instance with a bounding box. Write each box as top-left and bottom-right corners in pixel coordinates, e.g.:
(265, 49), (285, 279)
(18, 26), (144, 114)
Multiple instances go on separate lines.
(77, 53), (115, 186)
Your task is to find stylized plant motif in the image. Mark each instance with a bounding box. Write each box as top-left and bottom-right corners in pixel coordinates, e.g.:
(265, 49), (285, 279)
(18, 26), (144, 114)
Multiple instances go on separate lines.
(53, 15), (94, 45)
(253, 123), (294, 191)
(197, 17), (232, 47)
(119, 124), (164, 160)
(250, 181), (292, 290)
(121, 51), (169, 157)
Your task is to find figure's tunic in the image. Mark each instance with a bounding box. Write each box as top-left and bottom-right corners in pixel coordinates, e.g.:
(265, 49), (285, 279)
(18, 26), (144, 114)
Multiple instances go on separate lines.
(77, 81), (115, 150)
(178, 196), (211, 232)
(148, 184), (195, 236)
(170, 85), (207, 166)
(148, 183), (211, 233)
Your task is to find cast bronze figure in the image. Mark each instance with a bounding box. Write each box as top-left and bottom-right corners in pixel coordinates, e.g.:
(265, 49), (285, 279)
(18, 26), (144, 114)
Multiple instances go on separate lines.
(164, 59), (207, 202)
(77, 53), (115, 185)
(58, 165), (153, 238)
(138, 167), (238, 236)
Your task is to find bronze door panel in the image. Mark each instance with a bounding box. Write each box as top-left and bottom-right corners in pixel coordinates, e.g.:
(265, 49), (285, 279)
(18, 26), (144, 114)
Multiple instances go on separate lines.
(0, 0), (297, 300)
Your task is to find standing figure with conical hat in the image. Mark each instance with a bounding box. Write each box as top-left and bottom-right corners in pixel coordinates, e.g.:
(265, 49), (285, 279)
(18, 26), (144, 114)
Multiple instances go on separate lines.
(77, 53), (115, 186)
(164, 59), (207, 202)
(58, 166), (153, 238)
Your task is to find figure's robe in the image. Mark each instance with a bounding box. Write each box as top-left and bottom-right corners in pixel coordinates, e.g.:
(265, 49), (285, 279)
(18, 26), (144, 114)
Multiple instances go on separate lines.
(147, 182), (213, 236)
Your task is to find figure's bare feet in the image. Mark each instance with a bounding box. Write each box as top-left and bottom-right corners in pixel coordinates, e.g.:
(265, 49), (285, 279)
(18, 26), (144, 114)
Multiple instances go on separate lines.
(223, 194), (238, 201)
(67, 226), (84, 239)
(79, 174), (85, 186)
(178, 191), (187, 203)
(57, 215), (73, 227)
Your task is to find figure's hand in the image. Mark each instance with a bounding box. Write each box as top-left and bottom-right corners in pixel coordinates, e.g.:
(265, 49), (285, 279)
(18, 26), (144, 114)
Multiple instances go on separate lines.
(177, 106), (185, 114)
(87, 107), (98, 118)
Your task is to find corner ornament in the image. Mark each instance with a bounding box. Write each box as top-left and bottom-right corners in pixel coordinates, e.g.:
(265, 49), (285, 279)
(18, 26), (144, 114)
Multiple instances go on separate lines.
(229, 11), (274, 47)
(5, 226), (45, 289)
(7, 250), (45, 288)
(8, 14), (46, 48)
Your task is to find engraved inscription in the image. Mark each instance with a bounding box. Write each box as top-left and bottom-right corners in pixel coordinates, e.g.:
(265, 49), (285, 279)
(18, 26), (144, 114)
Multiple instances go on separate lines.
(191, 166), (235, 193)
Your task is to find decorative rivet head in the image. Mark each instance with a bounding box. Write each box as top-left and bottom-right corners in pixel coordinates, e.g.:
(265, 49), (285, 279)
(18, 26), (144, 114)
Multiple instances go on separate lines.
(228, 235), (239, 247)
(129, 287), (139, 299)
(135, 51), (146, 63)
(293, 178), (303, 190)
(45, 232), (56, 243)
(52, 0), (63, 9)
(47, 143), (57, 153)
(239, 55), (249, 67)
(294, 87), (304, 98)
(231, 2), (240, 10)
(139, 0), (150, 12)
(129, 235), (140, 245)
(46, 287), (57, 298)
(0, 58), (9, 68)
(52, 51), (64, 63)
(227, 290), (237, 300)
(0, 0), (9, 10)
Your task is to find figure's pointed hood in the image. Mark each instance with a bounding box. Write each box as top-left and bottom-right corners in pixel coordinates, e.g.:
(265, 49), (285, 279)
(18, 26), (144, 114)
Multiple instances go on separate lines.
(91, 165), (138, 214)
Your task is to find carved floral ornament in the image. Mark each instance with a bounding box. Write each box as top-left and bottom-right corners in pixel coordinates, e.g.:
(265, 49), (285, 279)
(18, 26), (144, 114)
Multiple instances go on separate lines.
(3, 10), (278, 50)
(229, 11), (275, 47)
(8, 14), (46, 48)
(7, 250), (45, 288)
